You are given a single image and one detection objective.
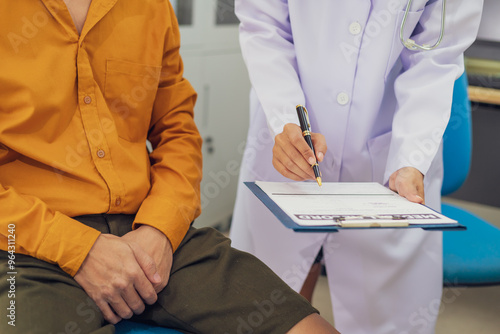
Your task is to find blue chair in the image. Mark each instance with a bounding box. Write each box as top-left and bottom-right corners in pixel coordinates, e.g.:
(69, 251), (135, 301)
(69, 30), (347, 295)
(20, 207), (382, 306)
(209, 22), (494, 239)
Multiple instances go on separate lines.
(441, 72), (500, 287)
(115, 321), (183, 334)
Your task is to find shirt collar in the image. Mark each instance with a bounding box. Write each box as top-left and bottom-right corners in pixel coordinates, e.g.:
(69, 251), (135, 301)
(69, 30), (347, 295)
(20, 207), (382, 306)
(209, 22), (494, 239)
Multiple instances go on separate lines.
(40, 0), (118, 42)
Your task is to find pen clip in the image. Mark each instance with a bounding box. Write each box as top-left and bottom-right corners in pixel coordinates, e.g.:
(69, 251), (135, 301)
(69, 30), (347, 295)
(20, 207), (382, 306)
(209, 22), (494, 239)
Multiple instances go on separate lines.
(303, 106), (311, 129)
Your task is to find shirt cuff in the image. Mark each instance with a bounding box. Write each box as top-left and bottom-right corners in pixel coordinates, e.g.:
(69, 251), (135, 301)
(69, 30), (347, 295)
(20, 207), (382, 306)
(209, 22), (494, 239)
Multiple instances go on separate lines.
(133, 197), (195, 252)
(36, 212), (101, 276)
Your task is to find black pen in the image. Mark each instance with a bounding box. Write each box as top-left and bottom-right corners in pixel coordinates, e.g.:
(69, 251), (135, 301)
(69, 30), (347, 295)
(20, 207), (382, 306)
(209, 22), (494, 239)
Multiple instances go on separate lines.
(296, 105), (322, 186)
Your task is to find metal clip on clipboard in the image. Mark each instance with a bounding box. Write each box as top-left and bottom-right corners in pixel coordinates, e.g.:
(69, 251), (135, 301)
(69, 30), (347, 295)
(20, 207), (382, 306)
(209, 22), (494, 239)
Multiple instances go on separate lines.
(334, 215), (410, 228)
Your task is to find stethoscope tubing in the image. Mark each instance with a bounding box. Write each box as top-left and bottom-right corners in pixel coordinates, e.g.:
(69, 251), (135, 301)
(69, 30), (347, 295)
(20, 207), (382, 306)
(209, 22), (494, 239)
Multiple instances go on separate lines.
(400, 0), (446, 51)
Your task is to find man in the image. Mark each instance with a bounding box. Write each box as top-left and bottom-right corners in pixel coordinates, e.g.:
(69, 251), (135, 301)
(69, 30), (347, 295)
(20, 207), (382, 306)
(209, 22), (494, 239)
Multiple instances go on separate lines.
(0, 1), (338, 333)
(230, 0), (483, 333)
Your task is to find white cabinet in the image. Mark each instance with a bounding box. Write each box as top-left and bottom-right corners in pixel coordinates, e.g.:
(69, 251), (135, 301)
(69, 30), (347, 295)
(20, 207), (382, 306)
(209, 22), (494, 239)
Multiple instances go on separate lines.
(477, 0), (500, 43)
(172, 0), (251, 229)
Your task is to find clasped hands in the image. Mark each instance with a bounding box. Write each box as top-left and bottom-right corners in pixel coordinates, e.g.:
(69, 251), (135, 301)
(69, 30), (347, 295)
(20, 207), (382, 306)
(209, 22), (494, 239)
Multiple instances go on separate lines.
(273, 123), (425, 204)
(74, 225), (173, 324)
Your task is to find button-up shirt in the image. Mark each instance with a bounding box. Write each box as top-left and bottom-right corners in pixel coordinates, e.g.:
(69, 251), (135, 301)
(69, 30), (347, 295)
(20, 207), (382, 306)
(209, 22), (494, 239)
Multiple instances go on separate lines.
(0, 0), (202, 276)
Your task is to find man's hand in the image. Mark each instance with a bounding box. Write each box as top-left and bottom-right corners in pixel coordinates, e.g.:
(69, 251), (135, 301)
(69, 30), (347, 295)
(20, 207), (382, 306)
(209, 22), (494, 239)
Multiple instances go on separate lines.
(74, 234), (160, 324)
(122, 225), (173, 294)
(389, 167), (425, 204)
(273, 123), (327, 181)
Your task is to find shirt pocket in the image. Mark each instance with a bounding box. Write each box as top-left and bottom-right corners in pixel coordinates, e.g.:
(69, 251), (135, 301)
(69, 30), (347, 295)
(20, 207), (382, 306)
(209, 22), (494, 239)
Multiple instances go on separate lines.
(384, 8), (424, 82)
(104, 59), (162, 142)
(367, 131), (392, 185)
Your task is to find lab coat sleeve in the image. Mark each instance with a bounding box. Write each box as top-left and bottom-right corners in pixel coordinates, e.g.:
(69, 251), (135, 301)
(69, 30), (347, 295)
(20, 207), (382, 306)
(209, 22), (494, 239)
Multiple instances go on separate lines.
(235, 0), (302, 137)
(384, 0), (483, 184)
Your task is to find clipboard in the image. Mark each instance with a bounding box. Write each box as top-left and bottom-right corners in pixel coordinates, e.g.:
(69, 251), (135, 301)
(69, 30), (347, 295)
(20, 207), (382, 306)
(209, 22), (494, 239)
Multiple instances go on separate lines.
(245, 182), (466, 232)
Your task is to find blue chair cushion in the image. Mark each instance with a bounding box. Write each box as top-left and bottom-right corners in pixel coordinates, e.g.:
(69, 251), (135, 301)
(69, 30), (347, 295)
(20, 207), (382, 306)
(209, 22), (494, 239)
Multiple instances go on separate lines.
(442, 203), (500, 286)
(441, 72), (472, 196)
(115, 321), (183, 334)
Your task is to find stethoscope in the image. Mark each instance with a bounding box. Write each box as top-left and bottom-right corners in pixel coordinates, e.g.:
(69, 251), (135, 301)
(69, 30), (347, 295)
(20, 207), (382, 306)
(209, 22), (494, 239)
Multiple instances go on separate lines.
(400, 0), (446, 51)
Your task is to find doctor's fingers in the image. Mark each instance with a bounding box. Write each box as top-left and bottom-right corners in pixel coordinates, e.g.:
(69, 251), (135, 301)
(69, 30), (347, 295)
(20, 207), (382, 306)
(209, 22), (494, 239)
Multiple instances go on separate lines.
(282, 124), (319, 166)
(272, 157), (309, 181)
(311, 133), (327, 162)
(398, 184), (425, 205)
(272, 145), (315, 180)
(275, 129), (316, 177)
(389, 168), (425, 205)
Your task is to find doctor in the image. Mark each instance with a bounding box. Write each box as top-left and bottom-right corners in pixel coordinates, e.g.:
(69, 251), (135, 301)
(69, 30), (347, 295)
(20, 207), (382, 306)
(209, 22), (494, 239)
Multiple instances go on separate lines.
(231, 1), (483, 333)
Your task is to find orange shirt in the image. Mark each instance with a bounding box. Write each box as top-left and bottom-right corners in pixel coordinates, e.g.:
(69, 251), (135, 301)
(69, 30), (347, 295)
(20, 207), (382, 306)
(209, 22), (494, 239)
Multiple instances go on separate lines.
(0, 0), (202, 276)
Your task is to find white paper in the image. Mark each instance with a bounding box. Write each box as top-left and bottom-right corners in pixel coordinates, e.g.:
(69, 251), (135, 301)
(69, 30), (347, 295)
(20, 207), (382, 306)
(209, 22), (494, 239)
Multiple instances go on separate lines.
(255, 181), (457, 227)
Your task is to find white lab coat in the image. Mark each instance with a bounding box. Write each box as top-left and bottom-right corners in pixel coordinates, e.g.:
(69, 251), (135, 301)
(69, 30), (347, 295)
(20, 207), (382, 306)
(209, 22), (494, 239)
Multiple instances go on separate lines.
(231, 1), (483, 333)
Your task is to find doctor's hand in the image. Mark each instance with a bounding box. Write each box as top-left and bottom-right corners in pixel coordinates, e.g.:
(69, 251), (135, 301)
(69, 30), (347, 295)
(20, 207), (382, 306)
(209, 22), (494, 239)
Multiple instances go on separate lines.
(273, 123), (327, 181)
(389, 167), (425, 205)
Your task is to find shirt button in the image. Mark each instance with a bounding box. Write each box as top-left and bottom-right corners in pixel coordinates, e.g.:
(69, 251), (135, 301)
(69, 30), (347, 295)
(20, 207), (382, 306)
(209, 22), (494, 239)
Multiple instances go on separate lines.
(337, 92), (350, 105)
(349, 22), (362, 35)
(83, 96), (92, 104)
(97, 149), (105, 158)
(115, 197), (121, 206)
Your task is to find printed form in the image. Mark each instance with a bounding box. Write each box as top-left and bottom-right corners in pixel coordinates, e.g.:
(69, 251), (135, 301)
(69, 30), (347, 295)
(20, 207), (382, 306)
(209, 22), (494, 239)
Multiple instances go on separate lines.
(255, 181), (457, 227)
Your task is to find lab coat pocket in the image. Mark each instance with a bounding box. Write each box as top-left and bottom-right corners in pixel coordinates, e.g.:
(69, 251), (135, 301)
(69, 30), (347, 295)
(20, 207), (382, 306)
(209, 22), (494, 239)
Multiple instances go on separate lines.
(104, 59), (162, 142)
(384, 9), (424, 82)
(367, 131), (392, 184)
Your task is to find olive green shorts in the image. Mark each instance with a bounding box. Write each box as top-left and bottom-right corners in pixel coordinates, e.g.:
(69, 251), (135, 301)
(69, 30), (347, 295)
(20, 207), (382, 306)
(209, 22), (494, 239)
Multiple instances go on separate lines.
(0, 214), (317, 333)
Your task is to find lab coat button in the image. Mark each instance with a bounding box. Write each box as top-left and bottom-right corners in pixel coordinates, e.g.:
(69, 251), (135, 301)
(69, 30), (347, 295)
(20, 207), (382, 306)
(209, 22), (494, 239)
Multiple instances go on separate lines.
(349, 22), (362, 35)
(337, 92), (350, 105)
